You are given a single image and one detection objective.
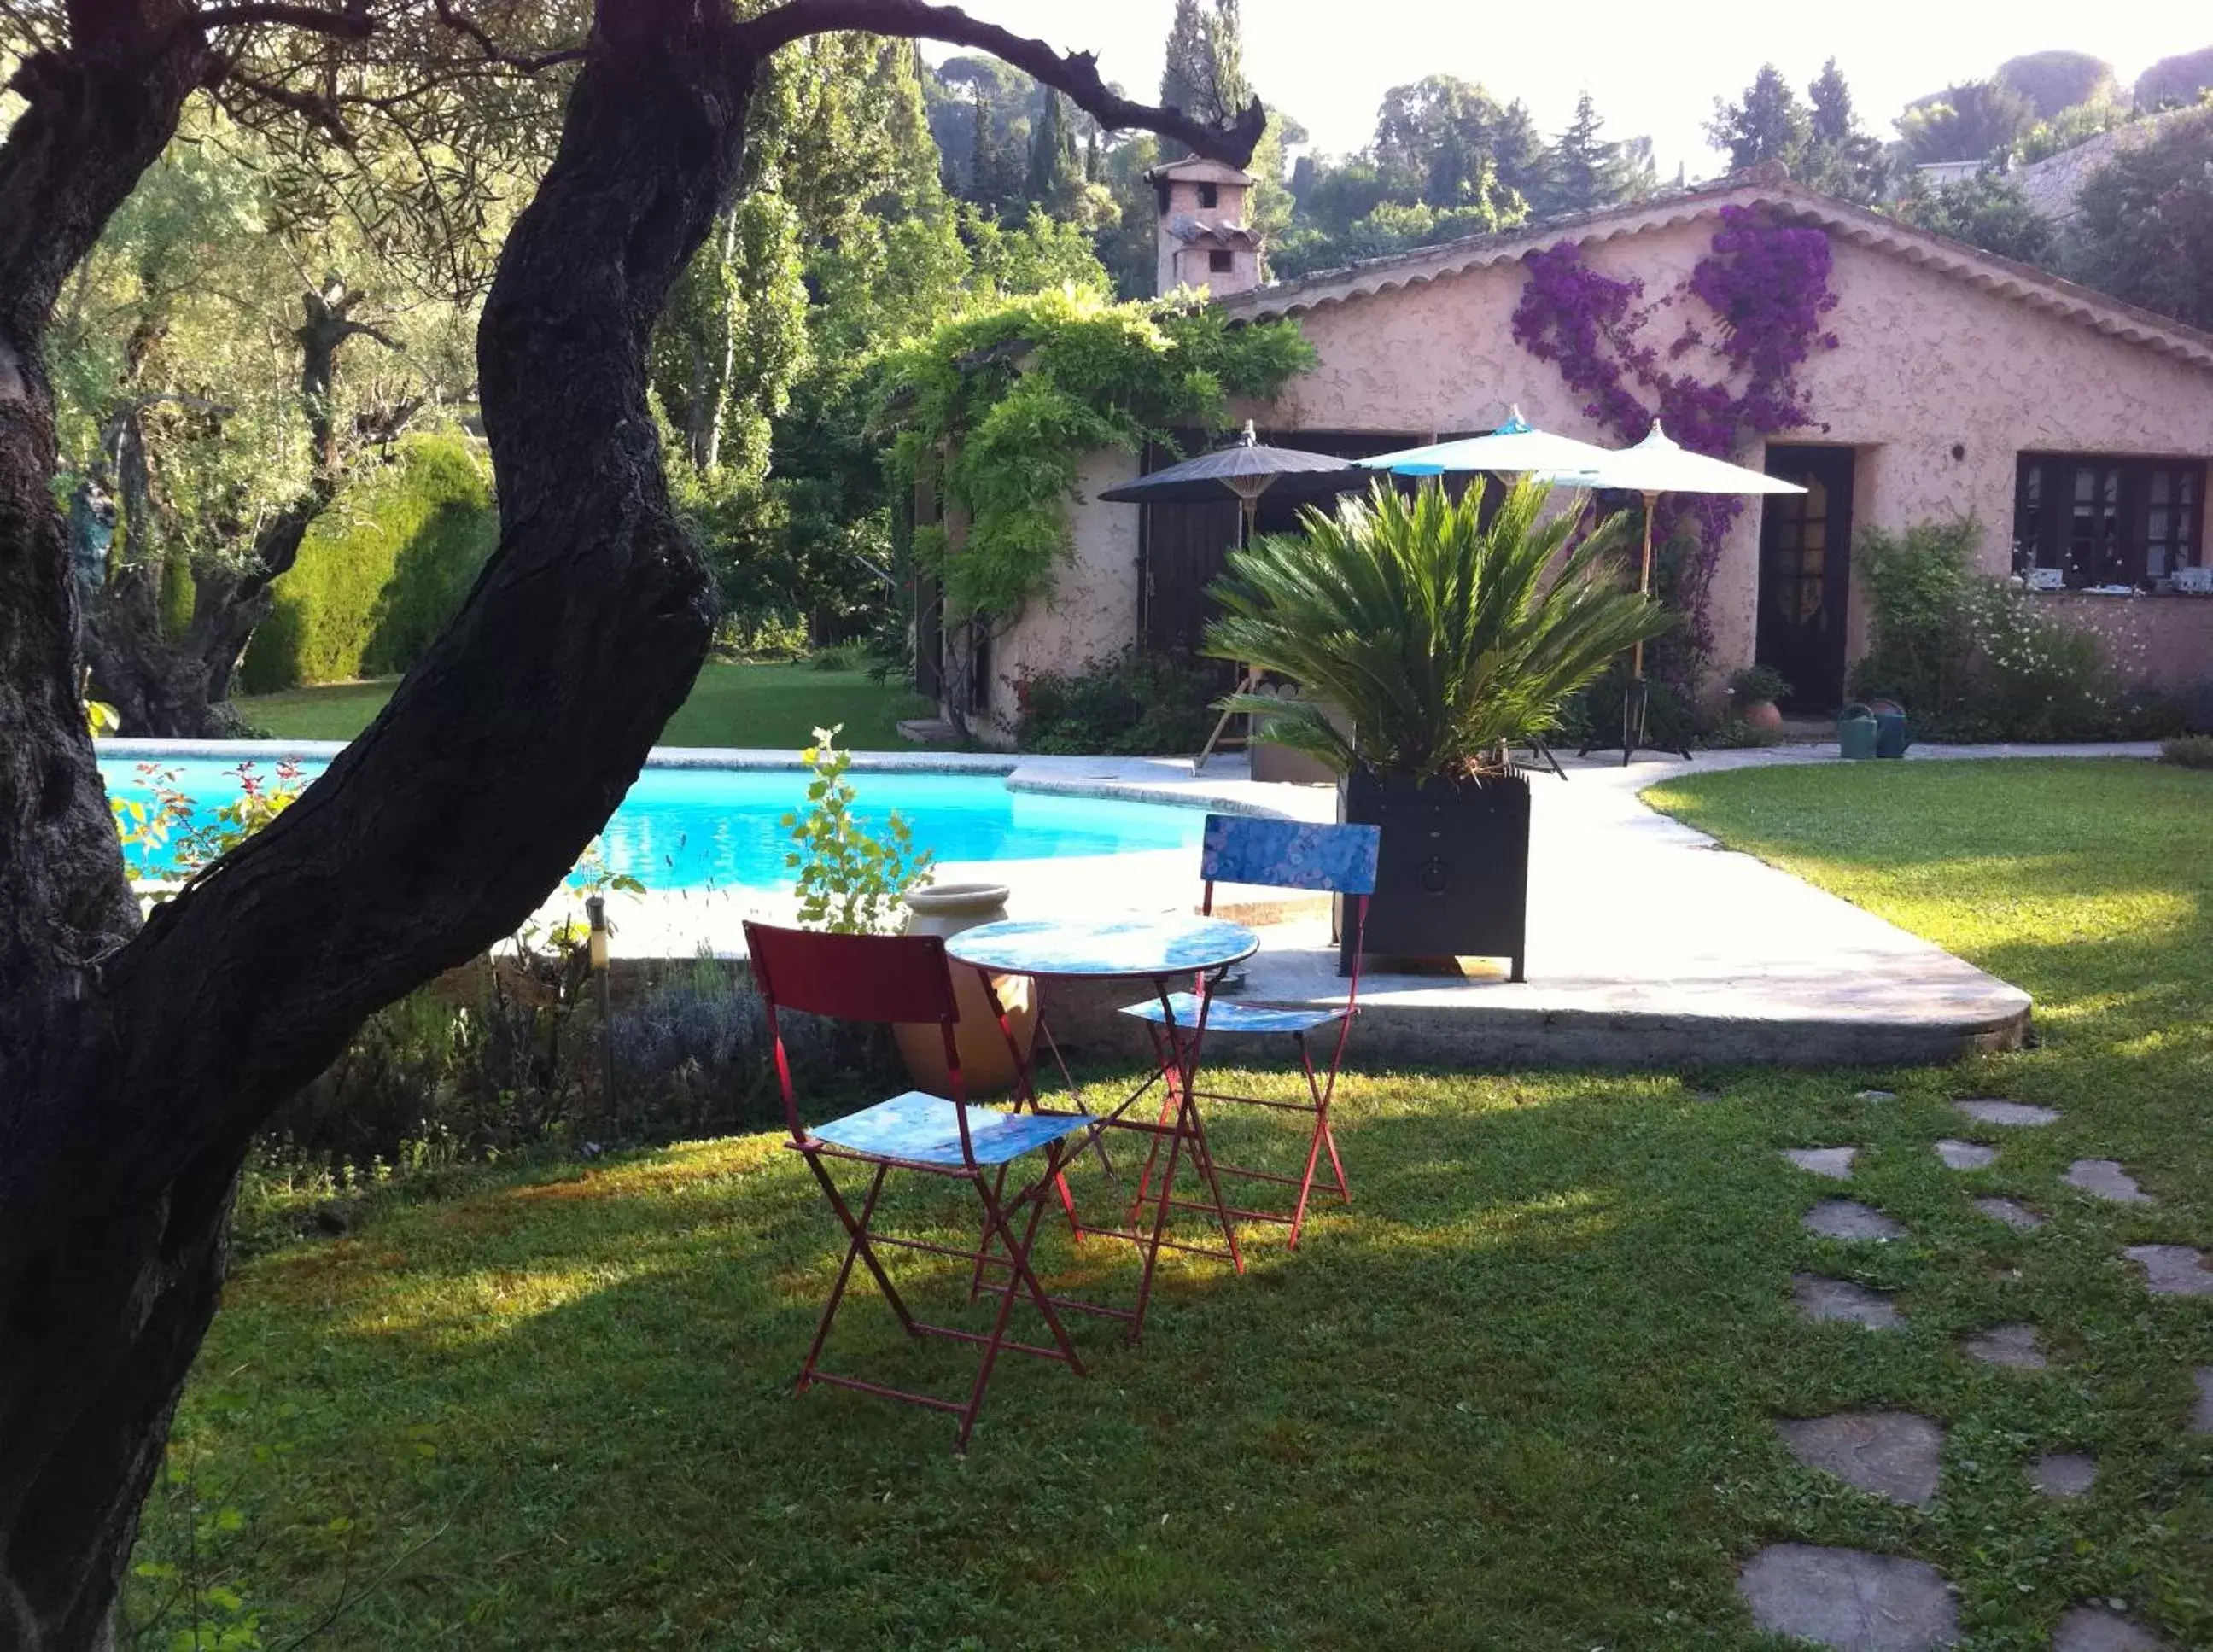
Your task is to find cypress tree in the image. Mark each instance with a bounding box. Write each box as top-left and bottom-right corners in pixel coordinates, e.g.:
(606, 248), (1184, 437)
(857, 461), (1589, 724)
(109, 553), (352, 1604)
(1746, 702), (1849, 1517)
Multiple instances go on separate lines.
(1025, 89), (1086, 219)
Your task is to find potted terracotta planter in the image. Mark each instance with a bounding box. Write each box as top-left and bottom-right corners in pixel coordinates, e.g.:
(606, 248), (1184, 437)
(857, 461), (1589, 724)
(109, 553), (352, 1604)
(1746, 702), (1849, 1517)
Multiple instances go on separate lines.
(893, 883), (1038, 1097)
(1727, 664), (1792, 733)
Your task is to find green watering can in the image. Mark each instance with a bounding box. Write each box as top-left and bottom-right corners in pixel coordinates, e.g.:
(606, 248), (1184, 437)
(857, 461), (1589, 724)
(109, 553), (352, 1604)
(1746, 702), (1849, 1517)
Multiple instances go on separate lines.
(1837, 703), (1879, 761)
(1871, 702), (1912, 759)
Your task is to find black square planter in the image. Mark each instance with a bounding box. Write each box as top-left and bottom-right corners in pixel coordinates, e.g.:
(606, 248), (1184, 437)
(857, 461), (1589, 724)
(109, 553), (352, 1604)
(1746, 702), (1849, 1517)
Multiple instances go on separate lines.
(1340, 768), (1529, 978)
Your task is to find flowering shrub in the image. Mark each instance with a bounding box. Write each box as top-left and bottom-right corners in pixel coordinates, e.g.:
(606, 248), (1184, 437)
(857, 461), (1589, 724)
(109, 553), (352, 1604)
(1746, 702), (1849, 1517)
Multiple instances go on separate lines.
(1511, 207), (1841, 669)
(1850, 520), (2138, 741)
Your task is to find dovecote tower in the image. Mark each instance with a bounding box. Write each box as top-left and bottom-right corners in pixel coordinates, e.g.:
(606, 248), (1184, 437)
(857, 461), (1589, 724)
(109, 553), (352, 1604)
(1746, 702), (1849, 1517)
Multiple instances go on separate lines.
(1147, 155), (1263, 297)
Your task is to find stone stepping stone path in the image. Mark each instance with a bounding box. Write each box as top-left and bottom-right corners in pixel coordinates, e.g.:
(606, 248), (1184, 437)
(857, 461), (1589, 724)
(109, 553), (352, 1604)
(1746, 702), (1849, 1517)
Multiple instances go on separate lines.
(1794, 1273), (1904, 1329)
(2029, 1452), (2097, 1498)
(1952, 1097), (2061, 1127)
(1776, 1412), (1943, 1505)
(1973, 1197), (2046, 1231)
(2123, 1245), (2213, 1297)
(1961, 1323), (2049, 1370)
(1783, 1146), (1860, 1180)
(1804, 1200), (1905, 1240)
(2196, 1369), (2213, 1433)
(1935, 1139), (1997, 1170)
(1737, 1544), (1959, 1650)
(2064, 1160), (2154, 1204)
(2052, 1605), (2167, 1650)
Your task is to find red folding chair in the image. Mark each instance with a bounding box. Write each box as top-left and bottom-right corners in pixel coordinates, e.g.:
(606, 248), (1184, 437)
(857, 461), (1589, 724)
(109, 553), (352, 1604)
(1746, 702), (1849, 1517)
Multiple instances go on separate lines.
(744, 920), (1099, 1450)
(1118, 816), (1381, 1249)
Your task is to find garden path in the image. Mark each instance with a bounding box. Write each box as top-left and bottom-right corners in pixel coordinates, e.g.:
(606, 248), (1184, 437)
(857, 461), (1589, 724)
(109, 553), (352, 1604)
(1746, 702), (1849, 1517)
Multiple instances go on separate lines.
(1750, 1089), (2207, 1649)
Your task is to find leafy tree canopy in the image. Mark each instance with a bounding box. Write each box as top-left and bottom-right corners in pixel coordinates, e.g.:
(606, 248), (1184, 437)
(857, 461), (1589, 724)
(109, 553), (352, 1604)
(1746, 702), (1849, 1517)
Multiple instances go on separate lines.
(2069, 103), (2213, 330)
(2134, 46), (2213, 110)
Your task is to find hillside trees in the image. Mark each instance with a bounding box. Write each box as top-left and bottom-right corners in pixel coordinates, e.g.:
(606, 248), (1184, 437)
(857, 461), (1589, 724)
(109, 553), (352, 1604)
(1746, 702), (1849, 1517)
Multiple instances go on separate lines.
(2070, 104), (2213, 330)
(1800, 57), (1887, 203)
(2135, 46), (2213, 110)
(1708, 64), (1810, 171)
(1544, 90), (1646, 216)
(1895, 79), (2037, 165)
(1994, 50), (2117, 119)
(0, 3), (1261, 1645)
(1893, 172), (2058, 265)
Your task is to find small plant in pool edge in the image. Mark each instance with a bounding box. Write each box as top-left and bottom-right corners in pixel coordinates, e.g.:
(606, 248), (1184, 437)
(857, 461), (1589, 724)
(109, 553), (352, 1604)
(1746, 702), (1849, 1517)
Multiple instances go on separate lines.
(782, 725), (935, 934)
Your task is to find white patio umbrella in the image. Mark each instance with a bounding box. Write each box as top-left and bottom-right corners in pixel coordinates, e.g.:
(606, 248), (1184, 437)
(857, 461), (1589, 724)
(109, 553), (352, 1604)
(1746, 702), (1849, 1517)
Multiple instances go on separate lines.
(1539, 421), (1807, 762)
(1356, 406), (1617, 477)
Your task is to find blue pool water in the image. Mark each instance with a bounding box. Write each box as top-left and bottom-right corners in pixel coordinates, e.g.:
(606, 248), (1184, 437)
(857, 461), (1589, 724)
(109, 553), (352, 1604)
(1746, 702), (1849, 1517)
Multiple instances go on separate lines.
(99, 757), (1207, 890)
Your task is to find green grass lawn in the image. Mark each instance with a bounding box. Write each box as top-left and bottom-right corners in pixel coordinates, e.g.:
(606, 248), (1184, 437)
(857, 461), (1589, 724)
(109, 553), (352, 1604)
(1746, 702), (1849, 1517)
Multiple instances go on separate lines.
(128, 761), (2213, 1649)
(236, 661), (935, 750)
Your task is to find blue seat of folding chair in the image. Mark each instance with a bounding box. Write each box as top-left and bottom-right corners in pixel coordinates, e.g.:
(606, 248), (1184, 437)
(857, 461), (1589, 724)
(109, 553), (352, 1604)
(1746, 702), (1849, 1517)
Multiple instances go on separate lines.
(810, 1091), (1095, 1167)
(1118, 991), (1345, 1036)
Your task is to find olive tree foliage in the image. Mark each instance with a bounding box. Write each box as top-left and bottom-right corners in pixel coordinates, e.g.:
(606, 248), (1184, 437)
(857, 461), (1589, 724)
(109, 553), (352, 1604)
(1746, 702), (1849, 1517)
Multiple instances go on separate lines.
(3, 0), (570, 735)
(50, 120), (487, 727)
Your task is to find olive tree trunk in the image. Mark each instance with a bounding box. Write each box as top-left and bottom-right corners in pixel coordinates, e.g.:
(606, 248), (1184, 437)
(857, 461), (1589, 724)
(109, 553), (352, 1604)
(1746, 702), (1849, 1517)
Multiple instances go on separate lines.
(0, 3), (1257, 1646)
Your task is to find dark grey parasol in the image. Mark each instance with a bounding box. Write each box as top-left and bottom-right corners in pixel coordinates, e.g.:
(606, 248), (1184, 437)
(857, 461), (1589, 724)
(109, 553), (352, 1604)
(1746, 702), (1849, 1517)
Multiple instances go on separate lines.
(1097, 421), (1365, 546)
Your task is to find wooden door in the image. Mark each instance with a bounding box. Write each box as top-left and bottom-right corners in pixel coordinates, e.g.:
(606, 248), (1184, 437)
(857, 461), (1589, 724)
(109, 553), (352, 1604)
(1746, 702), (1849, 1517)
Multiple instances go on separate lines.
(1756, 446), (1856, 712)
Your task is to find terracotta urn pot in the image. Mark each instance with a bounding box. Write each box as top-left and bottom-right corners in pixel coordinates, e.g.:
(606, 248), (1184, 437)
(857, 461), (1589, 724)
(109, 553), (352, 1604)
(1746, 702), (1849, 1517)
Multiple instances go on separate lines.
(1740, 698), (1784, 733)
(894, 883), (1038, 1097)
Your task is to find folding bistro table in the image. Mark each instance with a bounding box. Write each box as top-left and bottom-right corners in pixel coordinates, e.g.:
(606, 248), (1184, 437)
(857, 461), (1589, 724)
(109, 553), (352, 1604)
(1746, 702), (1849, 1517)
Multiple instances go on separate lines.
(945, 915), (1260, 1339)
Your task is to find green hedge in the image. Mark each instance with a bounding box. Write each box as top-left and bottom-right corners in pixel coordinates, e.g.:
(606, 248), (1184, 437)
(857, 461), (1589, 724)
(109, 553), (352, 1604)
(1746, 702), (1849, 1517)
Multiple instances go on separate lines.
(240, 433), (498, 693)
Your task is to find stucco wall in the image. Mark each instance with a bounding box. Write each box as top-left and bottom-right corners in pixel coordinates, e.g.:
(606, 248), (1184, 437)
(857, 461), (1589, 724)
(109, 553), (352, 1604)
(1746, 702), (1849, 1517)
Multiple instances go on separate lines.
(972, 447), (1142, 746)
(2027, 592), (2213, 692)
(1238, 217), (2213, 692)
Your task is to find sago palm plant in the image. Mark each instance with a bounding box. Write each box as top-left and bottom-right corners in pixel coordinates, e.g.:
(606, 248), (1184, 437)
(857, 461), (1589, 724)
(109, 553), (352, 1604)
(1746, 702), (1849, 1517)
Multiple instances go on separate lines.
(1204, 477), (1672, 783)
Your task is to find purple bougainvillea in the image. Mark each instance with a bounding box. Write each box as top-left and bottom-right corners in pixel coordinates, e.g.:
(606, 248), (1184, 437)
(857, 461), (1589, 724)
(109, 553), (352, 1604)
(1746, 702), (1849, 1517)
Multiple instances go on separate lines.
(1509, 206), (1841, 671)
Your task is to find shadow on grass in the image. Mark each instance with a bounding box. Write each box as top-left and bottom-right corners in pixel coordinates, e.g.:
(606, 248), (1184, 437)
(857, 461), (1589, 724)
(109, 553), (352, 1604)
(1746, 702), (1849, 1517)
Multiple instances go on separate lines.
(149, 1064), (2213, 1649)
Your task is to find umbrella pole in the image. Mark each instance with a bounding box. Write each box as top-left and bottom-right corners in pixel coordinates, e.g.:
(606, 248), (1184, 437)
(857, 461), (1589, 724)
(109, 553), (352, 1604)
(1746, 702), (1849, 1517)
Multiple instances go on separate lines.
(1193, 491), (1264, 773)
(1620, 493), (1655, 767)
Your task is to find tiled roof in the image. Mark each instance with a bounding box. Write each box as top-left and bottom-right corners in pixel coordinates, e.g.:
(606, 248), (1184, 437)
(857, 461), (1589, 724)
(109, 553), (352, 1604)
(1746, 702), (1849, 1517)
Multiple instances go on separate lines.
(1217, 166), (2213, 373)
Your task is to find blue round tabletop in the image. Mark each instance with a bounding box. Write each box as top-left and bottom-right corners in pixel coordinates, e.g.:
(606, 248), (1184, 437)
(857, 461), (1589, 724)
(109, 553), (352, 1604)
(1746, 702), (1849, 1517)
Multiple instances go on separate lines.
(947, 916), (1259, 981)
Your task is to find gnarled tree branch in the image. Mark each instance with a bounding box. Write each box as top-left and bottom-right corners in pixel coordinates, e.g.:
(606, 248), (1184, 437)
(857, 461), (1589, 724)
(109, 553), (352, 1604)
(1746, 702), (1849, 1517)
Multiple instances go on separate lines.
(736, 0), (1264, 167)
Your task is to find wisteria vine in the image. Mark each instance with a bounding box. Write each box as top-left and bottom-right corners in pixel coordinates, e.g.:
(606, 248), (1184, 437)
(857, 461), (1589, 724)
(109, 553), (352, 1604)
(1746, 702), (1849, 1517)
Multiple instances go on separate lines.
(1509, 205), (1841, 671)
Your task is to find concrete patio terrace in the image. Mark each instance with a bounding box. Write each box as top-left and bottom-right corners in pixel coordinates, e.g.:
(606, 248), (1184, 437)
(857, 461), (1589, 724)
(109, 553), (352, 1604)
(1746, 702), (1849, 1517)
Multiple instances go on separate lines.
(113, 738), (2166, 1069)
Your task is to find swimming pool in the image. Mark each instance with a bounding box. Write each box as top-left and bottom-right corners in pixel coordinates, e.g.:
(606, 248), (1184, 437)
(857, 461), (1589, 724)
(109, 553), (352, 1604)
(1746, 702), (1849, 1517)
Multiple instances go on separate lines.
(98, 757), (1209, 890)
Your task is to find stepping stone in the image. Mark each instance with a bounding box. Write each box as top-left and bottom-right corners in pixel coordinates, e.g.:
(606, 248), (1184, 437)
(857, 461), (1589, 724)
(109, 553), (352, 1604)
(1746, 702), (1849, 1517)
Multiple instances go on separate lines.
(2064, 1160), (2153, 1204)
(1737, 1544), (1959, 1650)
(1935, 1140), (1997, 1170)
(1856, 1089), (1897, 1102)
(2029, 1452), (2097, 1498)
(1804, 1200), (1905, 1241)
(1962, 1323), (2048, 1370)
(1776, 1412), (1944, 1506)
(2052, 1605), (2167, 1650)
(1794, 1273), (1904, 1329)
(2195, 1369), (2213, 1434)
(1783, 1147), (1860, 1180)
(2123, 1246), (2213, 1298)
(1973, 1196), (2046, 1231)
(1953, 1098), (2060, 1127)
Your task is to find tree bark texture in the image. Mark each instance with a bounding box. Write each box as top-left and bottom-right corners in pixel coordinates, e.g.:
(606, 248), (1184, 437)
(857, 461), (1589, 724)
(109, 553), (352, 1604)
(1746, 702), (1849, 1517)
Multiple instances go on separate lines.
(0, 4), (1259, 1645)
(3, 4), (744, 1642)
